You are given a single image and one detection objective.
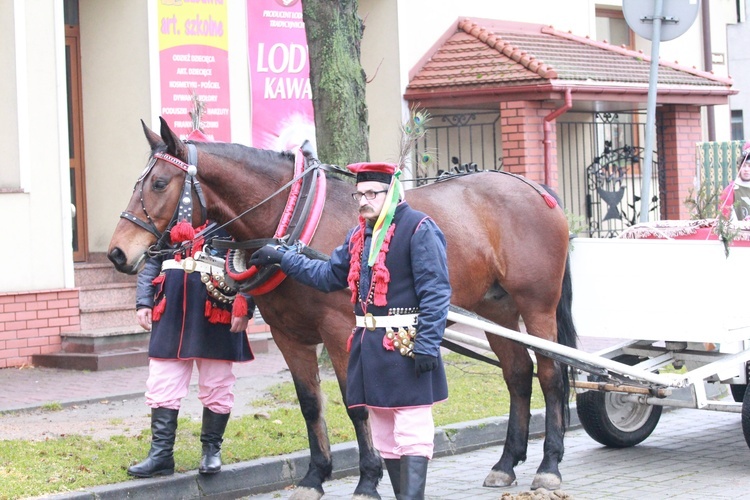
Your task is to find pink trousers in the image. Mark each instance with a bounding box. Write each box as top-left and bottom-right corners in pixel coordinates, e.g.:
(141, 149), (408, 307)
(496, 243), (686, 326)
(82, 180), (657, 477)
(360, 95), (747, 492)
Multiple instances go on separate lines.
(368, 406), (435, 459)
(145, 358), (236, 414)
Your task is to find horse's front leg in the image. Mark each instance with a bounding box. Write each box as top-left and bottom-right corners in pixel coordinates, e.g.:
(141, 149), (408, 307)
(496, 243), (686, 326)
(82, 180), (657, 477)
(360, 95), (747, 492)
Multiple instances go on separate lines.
(531, 354), (566, 491)
(273, 333), (332, 500)
(483, 339), (534, 488)
(346, 405), (382, 499)
(326, 335), (382, 499)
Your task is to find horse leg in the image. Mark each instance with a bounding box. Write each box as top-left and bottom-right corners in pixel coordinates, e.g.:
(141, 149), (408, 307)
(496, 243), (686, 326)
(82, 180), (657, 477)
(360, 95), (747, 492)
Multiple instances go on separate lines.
(530, 353), (566, 490)
(483, 336), (534, 488)
(324, 334), (382, 499)
(523, 311), (566, 491)
(272, 331), (332, 500)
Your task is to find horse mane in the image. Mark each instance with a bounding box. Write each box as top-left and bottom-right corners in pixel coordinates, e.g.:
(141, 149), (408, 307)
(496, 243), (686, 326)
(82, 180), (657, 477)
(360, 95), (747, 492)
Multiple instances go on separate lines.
(196, 141), (295, 166)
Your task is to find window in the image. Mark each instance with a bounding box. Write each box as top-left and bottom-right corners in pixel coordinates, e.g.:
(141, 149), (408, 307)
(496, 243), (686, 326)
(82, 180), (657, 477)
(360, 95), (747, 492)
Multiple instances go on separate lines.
(596, 8), (635, 49)
(732, 110), (744, 141)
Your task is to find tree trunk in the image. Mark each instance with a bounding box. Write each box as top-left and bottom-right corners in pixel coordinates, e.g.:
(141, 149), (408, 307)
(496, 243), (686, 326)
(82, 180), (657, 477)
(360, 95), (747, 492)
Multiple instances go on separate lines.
(303, 0), (369, 166)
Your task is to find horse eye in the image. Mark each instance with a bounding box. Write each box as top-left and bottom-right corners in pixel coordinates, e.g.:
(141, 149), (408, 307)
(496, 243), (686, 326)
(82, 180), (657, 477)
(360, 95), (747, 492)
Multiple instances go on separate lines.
(152, 178), (168, 191)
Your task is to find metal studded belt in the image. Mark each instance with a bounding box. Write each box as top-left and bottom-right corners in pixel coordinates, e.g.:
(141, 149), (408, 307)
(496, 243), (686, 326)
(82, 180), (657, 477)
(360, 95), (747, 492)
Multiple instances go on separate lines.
(161, 258), (217, 275)
(355, 313), (418, 331)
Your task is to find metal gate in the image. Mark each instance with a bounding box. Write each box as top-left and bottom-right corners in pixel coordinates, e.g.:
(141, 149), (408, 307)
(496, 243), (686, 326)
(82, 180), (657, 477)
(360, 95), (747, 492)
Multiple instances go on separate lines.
(412, 111), (501, 185)
(558, 112), (660, 238)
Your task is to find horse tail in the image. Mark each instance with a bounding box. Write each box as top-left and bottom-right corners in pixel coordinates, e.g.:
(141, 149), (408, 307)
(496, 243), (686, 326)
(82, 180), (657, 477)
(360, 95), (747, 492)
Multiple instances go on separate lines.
(556, 251), (578, 430)
(540, 183), (579, 429)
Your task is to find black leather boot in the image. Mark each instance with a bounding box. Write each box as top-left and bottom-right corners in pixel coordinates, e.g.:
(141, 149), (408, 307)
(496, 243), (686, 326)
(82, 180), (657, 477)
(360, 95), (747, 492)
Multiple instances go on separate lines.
(198, 407), (230, 474)
(384, 458), (401, 497)
(400, 455), (429, 500)
(127, 407), (179, 478)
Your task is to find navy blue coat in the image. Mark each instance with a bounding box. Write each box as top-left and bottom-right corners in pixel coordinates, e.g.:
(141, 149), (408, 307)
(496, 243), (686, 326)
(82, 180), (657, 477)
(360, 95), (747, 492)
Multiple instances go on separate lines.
(281, 202), (451, 408)
(136, 253), (254, 362)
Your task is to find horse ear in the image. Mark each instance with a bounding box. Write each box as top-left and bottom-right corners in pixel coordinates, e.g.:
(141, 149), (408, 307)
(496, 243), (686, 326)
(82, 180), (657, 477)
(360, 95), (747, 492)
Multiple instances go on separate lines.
(141, 119), (163, 152)
(159, 116), (186, 158)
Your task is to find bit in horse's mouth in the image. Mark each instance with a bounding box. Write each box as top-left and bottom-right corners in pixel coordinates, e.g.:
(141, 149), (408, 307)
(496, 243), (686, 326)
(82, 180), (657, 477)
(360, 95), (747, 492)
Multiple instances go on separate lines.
(128, 252), (147, 275)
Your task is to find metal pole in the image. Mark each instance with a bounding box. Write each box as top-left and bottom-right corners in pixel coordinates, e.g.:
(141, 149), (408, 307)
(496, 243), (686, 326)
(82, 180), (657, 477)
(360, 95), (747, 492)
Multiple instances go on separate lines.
(639, 0), (663, 223)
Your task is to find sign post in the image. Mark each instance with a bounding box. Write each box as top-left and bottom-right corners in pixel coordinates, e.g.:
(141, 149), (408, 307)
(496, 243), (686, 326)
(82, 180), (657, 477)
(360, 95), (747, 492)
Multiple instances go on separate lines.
(622, 0), (700, 222)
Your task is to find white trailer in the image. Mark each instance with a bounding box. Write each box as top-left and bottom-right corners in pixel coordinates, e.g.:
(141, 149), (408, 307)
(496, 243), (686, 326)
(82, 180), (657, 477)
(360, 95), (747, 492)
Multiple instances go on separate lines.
(444, 235), (750, 448)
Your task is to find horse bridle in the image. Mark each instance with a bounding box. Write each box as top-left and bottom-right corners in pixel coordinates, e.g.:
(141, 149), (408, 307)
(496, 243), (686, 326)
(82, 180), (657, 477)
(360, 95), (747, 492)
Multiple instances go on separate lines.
(120, 142), (207, 256)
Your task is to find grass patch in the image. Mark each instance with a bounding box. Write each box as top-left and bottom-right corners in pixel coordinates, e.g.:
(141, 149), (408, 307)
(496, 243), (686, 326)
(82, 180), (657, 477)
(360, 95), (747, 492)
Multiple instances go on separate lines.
(41, 402), (63, 412)
(0, 354), (545, 498)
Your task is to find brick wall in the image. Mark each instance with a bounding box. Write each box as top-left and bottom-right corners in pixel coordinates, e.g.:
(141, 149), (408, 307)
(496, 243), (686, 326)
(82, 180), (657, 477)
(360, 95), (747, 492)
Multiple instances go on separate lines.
(0, 289), (79, 368)
(500, 100), (560, 189)
(658, 104), (703, 220)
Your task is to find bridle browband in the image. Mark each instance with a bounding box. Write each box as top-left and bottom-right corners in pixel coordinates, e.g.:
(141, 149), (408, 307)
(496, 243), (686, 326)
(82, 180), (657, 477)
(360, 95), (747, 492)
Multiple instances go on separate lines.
(119, 142), (207, 256)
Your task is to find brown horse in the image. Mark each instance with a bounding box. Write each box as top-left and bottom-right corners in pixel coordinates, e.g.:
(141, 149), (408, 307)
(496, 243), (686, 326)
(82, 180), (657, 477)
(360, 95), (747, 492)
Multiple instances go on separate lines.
(108, 117), (577, 499)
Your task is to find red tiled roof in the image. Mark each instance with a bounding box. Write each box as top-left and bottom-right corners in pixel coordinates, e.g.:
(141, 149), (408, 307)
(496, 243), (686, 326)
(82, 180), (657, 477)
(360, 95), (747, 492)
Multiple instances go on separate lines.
(405, 18), (734, 105)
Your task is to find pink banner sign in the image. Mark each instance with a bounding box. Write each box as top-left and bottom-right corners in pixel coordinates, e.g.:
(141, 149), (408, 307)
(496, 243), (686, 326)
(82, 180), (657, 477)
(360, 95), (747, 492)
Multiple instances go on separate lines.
(158, 1), (231, 142)
(247, 0), (316, 151)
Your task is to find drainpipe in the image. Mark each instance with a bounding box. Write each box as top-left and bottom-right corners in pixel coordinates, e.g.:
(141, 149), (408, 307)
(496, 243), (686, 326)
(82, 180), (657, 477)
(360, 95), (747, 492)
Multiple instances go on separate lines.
(543, 88), (573, 186)
(701, 0), (715, 141)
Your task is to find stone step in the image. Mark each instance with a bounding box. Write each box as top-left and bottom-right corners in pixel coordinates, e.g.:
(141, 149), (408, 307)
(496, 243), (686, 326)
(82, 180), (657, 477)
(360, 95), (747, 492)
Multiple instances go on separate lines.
(32, 347), (150, 371)
(78, 282), (136, 310)
(47, 253), (273, 371)
(61, 325), (148, 353)
(32, 331), (273, 371)
(75, 260), (137, 287)
(78, 305), (139, 332)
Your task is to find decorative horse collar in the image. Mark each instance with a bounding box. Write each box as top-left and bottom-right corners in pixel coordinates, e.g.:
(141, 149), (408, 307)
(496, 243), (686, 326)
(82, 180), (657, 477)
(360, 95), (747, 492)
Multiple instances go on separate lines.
(212, 141), (329, 295)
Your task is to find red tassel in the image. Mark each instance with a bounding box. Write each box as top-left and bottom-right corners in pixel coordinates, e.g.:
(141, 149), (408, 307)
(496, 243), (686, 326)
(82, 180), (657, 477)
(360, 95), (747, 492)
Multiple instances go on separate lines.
(542, 192), (558, 208)
(347, 219), (366, 304)
(208, 304), (221, 323)
(346, 331), (355, 353)
(221, 309), (231, 323)
(207, 301), (232, 324)
(205, 299), (212, 317)
(170, 220), (195, 244)
(371, 224), (395, 307)
(152, 298), (166, 322)
(232, 295), (248, 317)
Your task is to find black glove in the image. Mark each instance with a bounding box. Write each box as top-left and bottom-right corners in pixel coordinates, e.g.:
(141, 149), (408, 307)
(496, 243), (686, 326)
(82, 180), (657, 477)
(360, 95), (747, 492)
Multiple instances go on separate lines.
(414, 353), (438, 378)
(248, 245), (284, 267)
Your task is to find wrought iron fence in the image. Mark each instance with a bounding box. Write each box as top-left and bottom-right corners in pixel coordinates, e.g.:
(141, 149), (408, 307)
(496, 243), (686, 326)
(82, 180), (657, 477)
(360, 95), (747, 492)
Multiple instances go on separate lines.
(558, 112), (660, 238)
(410, 109), (660, 238)
(412, 111), (501, 185)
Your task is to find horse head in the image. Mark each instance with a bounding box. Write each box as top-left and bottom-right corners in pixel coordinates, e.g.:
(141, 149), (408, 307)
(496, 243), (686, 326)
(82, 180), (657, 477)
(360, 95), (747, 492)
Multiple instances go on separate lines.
(107, 117), (207, 274)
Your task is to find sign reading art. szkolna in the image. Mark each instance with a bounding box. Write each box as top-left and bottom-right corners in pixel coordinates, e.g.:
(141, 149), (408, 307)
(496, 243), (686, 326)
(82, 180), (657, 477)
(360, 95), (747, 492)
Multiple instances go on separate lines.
(158, 0), (231, 142)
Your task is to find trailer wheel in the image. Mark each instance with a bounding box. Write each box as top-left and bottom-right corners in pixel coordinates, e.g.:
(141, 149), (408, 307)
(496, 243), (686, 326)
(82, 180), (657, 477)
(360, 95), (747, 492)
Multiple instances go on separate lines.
(576, 355), (662, 448)
(741, 385), (750, 449)
(731, 384), (747, 403)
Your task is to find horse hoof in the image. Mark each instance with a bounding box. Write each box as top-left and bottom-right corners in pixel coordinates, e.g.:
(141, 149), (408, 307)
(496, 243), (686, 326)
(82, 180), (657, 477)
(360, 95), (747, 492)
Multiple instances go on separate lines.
(531, 472), (561, 490)
(289, 487), (324, 500)
(483, 469), (516, 487)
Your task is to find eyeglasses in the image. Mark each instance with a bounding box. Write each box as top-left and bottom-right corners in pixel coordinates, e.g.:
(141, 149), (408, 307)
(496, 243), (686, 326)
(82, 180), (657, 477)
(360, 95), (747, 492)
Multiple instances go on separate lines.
(351, 190), (388, 201)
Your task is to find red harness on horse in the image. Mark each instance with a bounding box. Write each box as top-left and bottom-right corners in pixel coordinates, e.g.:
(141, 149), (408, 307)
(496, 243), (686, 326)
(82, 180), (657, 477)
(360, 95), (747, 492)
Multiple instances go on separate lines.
(222, 145), (327, 295)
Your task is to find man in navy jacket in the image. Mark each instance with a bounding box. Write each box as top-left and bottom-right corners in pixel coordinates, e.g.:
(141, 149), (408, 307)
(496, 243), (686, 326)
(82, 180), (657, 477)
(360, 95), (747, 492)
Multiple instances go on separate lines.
(250, 162), (451, 499)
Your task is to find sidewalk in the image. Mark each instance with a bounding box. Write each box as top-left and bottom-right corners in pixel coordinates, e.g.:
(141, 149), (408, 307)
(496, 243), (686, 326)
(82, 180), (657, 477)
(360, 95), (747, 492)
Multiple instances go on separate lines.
(0, 338), (288, 414)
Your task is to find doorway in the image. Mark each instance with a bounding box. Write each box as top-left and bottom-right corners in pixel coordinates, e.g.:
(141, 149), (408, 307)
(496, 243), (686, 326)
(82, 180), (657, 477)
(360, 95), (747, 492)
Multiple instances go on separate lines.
(65, 1), (88, 261)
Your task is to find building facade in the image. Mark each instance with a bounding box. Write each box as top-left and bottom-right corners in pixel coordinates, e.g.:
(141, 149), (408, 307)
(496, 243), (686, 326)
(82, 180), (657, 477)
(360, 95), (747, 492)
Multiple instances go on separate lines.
(0, 0), (742, 368)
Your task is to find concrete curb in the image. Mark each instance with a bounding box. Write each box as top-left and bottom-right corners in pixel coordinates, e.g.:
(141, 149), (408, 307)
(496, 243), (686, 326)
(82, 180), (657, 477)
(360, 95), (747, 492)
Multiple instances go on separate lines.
(44, 408), (582, 499)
